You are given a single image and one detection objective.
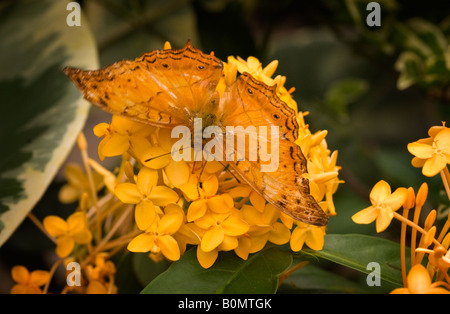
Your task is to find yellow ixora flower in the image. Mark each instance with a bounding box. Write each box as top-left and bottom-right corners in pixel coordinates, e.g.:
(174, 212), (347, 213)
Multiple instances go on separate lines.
(241, 203), (290, 253)
(179, 173), (234, 222)
(127, 203), (185, 261)
(390, 264), (450, 294)
(114, 167), (179, 230)
(226, 55), (298, 111)
(290, 221), (325, 252)
(10, 266), (50, 294)
(192, 209), (249, 269)
(94, 115), (154, 160)
(352, 180), (408, 233)
(43, 212), (92, 258)
(407, 126), (450, 177)
(58, 163), (104, 204)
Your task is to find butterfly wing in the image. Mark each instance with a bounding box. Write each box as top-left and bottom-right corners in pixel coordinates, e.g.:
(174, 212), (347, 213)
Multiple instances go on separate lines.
(220, 73), (328, 226)
(64, 41), (223, 128)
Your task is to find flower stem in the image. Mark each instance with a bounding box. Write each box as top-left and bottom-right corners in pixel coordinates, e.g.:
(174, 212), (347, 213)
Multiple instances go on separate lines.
(393, 212), (441, 247)
(78, 133), (102, 244)
(438, 167), (450, 243)
(400, 206), (409, 287)
(27, 213), (56, 244)
(42, 259), (63, 294)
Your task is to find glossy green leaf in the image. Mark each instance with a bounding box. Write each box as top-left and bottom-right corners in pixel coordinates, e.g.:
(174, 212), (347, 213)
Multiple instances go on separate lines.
(278, 263), (374, 294)
(141, 246), (293, 294)
(0, 0), (98, 246)
(301, 234), (409, 287)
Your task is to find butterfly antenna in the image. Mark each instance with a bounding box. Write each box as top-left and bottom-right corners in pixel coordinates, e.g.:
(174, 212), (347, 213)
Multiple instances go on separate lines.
(217, 161), (241, 184)
(144, 151), (172, 162)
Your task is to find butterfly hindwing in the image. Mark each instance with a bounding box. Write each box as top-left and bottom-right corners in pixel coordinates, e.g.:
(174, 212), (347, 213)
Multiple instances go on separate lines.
(220, 73), (328, 226)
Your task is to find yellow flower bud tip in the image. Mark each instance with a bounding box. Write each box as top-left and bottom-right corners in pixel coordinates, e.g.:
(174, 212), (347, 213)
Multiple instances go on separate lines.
(310, 130), (328, 147)
(77, 133), (88, 151)
(423, 226), (437, 247)
(424, 209), (436, 230)
(415, 182), (428, 208)
(163, 41), (172, 50)
(262, 60), (278, 78)
(403, 187), (415, 210)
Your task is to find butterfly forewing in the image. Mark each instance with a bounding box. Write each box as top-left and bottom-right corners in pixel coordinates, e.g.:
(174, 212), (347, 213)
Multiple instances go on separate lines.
(64, 42), (223, 128)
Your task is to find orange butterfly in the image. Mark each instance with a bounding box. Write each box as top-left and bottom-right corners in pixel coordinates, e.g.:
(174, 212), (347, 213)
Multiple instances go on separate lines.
(64, 41), (328, 226)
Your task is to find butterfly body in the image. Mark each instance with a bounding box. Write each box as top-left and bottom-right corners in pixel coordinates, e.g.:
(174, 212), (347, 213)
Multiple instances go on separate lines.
(64, 41), (328, 227)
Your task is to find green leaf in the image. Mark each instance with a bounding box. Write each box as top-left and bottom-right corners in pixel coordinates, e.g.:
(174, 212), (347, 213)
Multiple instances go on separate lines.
(301, 234), (409, 287)
(395, 51), (424, 90)
(278, 263), (373, 294)
(141, 246), (293, 294)
(0, 0), (98, 246)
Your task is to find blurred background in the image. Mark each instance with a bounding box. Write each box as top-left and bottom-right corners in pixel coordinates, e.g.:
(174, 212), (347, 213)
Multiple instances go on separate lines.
(1, 0), (449, 293)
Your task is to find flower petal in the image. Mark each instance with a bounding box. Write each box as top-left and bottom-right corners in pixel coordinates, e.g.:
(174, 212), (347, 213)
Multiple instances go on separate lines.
(11, 266), (29, 285)
(221, 215), (249, 236)
(407, 264), (432, 294)
(304, 226), (325, 250)
(201, 226), (224, 252)
(93, 122), (110, 138)
(158, 235), (180, 261)
(352, 206), (378, 225)
(435, 128), (450, 154)
(207, 195), (232, 214)
(268, 222), (291, 245)
(43, 215), (68, 237)
(423, 154), (447, 177)
(72, 230), (92, 244)
(179, 182), (200, 201)
(114, 183), (142, 204)
(290, 225), (307, 252)
(136, 167), (158, 196)
(29, 270), (50, 287)
(370, 180), (391, 204)
(135, 200), (156, 231)
(149, 186), (179, 206)
(164, 160), (189, 187)
(249, 191), (266, 212)
(383, 187), (408, 211)
(67, 212), (88, 234)
(234, 236), (251, 260)
(407, 142), (434, 159)
(159, 204), (184, 235)
(187, 199), (207, 222)
(127, 233), (155, 253)
(141, 146), (171, 169)
(197, 246), (218, 269)
(101, 133), (130, 157)
(375, 206), (394, 233)
(56, 236), (75, 258)
(202, 175), (219, 197)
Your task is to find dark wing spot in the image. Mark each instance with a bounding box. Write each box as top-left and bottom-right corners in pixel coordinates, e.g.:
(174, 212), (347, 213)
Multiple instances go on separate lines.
(248, 88), (253, 95)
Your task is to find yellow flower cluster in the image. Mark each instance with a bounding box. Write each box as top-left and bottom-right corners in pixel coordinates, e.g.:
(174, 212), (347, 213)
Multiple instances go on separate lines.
(352, 122), (450, 294)
(9, 42), (341, 293)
